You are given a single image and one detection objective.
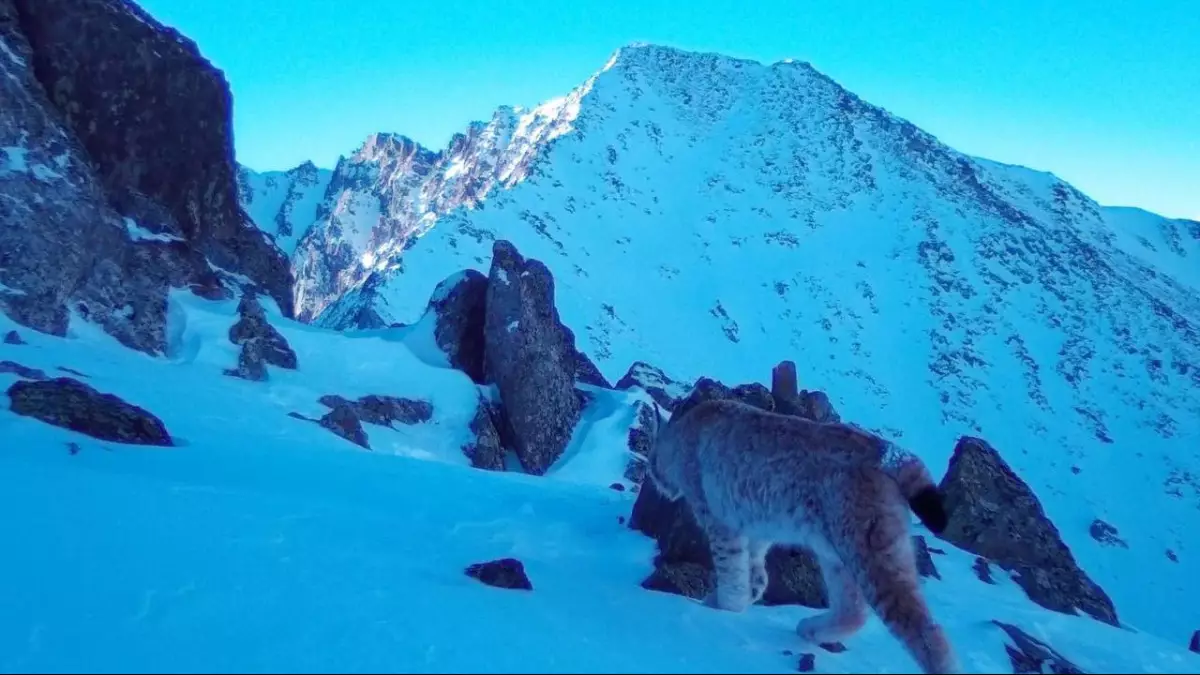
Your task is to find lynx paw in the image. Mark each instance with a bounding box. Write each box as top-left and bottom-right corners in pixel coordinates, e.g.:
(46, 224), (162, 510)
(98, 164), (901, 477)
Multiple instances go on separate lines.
(702, 589), (752, 612)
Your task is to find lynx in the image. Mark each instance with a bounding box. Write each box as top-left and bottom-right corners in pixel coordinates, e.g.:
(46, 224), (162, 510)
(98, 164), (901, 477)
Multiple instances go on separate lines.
(645, 398), (959, 674)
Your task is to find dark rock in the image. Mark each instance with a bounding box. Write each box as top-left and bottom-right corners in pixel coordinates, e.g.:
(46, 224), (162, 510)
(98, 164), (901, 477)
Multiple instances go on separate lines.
(318, 401), (369, 449)
(228, 293), (297, 374)
(615, 361), (687, 411)
(287, 411), (312, 421)
(938, 436), (1118, 626)
(318, 393), (434, 428)
(640, 560), (712, 600)
(609, 482), (626, 492)
(426, 269), (489, 383)
(913, 535), (941, 580)
(1, 0), (291, 354)
(482, 240), (582, 475)
(623, 400), (656, 487)
(11, 0), (293, 314)
(797, 390), (840, 423)
(3, 330), (24, 345)
(57, 366), (88, 378)
(465, 557), (532, 591)
(224, 336), (267, 381)
(354, 394), (433, 426)
(1088, 518), (1128, 548)
(818, 642), (846, 653)
(973, 557), (995, 583)
(993, 621), (1084, 674)
(624, 456), (648, 487)
(462, 396), (505, 471)
(66, 441), (80, 455)
(796, 653), (816, 672)
(1189, 630), (1199, 654)
(1166, 549), (1178, 563)
(0, 360), (47, 380)
(7, 377), (172, 446)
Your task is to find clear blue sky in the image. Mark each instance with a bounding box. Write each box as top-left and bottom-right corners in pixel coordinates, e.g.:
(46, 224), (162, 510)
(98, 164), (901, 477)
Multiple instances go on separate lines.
(139, 0), (1198, 219)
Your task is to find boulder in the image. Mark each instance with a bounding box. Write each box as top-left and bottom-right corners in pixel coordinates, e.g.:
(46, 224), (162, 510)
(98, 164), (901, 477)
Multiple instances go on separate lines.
(938, 436), (1118, 626)
(465, 557), (532, 590)
(3, 330), (24, 345)
(6, 377), (172, 445)
(1088, 518), (1128, 548)
(462, 396), (505, 471)
(1188, 630), (1199, 654)
(482, 240), (582, 475)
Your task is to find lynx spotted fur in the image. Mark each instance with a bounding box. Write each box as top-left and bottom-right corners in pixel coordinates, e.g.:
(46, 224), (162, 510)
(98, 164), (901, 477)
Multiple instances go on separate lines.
(645, 398), (959, 674)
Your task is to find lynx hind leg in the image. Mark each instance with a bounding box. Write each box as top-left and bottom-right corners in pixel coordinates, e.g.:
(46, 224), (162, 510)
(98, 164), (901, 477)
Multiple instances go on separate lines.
(850, 508), (961, 674)
(702, 525), (753, 612)
(795, 553), (869, 645)
(748, 539), (772, 604)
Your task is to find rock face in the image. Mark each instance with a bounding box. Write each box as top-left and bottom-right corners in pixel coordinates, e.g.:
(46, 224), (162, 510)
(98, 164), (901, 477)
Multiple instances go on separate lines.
(318, 393), (433, 427)
(426, 270), (489, 383)
(7, 377), (173, 445)
(464, 558), (533, 591)
(1, 0), (291, 354)
(992, 621), (1084, 674)
(226, 293), (297, 380)
(938, 436), (1118, 626)
(482, 240), (583, 475)
(461, 396), (505, 471)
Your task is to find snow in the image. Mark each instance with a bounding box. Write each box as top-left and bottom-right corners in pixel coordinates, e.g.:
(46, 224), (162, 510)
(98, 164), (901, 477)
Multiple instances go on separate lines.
(0, 37), (24, 67)
(3, 301), (1199, 673)
(123, 216), (184, 243)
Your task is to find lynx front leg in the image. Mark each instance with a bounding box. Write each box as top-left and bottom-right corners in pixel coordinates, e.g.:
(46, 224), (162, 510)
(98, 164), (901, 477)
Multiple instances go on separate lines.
(702, 524), (752, 612)
(748, 539), (772, 604)
(796, 553), (868, 645)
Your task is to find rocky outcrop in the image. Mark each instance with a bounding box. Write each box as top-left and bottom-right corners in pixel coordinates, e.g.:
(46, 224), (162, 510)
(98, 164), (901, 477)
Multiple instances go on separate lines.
(465, 557), (533, 590)
(3, 330), (24, 345)
(1189, 630), (1199, 654)
(482, 240), (583, 475)
(616, 361), (689, 411)
(317, 399), (368, 449)
(0, 360), (46, 379)
(461, 396), (504, 471)
(426, 270), (489, 382)
(913, 535), (941, 580)
(6, 376), (172, 445)
(318, 393), (433, 427)
(992, 621), (1084, 674)
(623, 400), (657, 486)
(1, 0), (291, 354)
(226, 293), (297, 380)
(938, 436), (1118, 626)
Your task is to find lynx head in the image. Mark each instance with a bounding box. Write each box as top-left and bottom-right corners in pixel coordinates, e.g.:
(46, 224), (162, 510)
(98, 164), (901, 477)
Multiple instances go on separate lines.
(644, 401), (684, 501)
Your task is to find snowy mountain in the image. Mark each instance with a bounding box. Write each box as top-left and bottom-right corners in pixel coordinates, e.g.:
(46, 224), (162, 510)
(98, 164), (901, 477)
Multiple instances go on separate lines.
(244, 44), (1200, 643)
(237, 161), (333, 256)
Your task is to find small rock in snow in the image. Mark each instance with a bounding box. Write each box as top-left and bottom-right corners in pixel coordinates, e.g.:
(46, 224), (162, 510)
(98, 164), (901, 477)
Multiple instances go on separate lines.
(3, 330), (25, 345)
(465, 558), (533, 591)
(796, 653), (816, 672)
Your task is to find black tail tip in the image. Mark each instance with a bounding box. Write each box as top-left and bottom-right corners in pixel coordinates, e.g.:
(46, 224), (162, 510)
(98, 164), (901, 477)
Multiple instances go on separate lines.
(909, 486), (948, 535)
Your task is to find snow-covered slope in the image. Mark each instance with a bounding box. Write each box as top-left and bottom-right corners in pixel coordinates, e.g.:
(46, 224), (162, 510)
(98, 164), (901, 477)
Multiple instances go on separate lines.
(3, 301), (1198, 673)
(237, 161), (333, 255)
(282, 44), (1200, 644)
(1100, 205), (1200, 292)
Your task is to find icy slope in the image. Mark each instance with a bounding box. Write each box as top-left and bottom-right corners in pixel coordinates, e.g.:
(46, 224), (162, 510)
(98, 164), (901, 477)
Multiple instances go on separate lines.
(237, 161), (333, 255)
(2, 305), (1198, 674)
(301, 45), (1200, 642)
